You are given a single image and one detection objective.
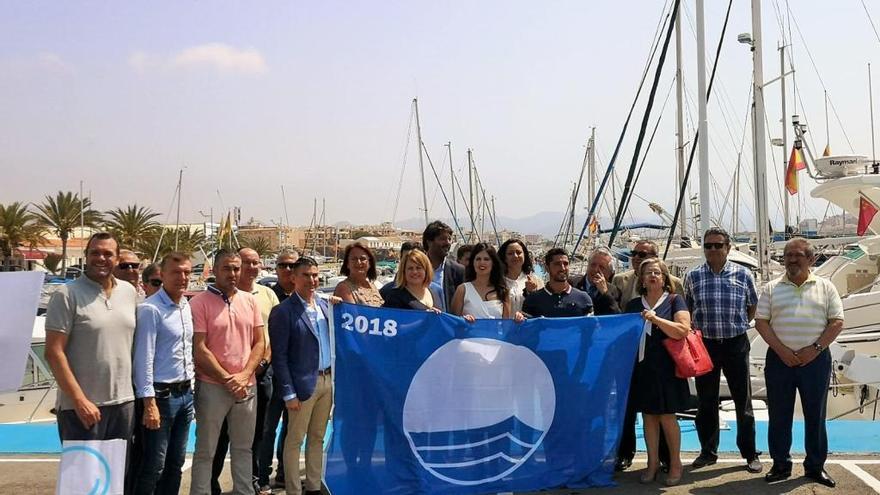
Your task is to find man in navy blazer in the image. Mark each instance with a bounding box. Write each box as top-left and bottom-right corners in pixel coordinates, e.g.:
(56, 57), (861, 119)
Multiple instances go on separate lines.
(268, 257), (332, 495)
(422, 220), (465, 311)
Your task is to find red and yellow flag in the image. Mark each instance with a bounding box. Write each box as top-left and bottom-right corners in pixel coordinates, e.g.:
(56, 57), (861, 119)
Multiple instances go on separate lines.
(857, 193), (879, 236)
(785, 146), (805, 195)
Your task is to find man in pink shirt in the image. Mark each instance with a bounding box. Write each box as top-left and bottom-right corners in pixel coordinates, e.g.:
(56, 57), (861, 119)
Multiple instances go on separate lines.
(189, 249), (265, 495)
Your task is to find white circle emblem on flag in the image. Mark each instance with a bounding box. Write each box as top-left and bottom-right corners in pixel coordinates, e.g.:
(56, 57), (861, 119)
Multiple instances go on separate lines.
(402, 338), (556, 485)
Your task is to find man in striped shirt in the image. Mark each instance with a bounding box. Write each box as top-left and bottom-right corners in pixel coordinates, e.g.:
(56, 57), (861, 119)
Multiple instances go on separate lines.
(755, 238), (844, 488)
(684, 227), (761, 473)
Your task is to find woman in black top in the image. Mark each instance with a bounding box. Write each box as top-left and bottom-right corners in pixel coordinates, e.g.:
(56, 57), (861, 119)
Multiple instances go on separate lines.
(624, 257), (691, 486)
(381, 248), (442, 312)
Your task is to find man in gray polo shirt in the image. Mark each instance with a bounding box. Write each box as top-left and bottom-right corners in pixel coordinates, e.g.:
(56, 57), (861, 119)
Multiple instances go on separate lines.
(45, 232), (138, 442)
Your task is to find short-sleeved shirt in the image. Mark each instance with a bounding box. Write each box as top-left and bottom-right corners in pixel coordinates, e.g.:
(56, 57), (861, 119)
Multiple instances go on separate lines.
(45, 276), (137, 411)
(755, 273), (844, 350)
(684, 261), (759, 339)
(190, 286), (263, 386)
(522, 285), (593, 318)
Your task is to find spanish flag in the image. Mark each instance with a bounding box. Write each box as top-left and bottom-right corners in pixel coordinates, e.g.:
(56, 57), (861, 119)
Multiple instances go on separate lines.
(785, 146), (806, 195)
(857, 193), (879, 236)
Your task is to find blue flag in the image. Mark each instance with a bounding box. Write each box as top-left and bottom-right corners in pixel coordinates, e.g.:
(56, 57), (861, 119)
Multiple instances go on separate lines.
(326, 303), (643, 494)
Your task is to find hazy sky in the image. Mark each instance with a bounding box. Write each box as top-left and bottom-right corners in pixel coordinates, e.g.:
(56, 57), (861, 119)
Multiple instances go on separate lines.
(2, 1), (879, 232)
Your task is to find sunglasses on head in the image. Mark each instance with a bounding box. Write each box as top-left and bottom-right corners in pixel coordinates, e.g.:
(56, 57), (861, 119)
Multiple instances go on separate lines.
(703, 242), (727, 250)
(631, 250), (656, 258)
(148, 279), (162, 287)
(118, 262), (140, 270)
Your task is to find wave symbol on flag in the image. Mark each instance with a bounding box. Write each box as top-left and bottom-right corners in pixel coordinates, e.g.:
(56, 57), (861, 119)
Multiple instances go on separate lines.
(403, 338), (556, 485)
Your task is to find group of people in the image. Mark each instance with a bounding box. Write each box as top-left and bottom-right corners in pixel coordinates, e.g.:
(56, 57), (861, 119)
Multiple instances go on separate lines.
(43, 220), (844, 494)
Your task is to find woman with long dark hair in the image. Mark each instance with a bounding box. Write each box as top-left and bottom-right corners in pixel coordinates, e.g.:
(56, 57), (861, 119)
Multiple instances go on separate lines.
(499, 238), (543, 314)
(334, 242), (383, 307)
(451, 243), (522, 321)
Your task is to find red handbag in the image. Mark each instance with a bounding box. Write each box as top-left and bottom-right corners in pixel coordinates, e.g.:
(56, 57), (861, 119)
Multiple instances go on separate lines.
(662, 328), (714, 378)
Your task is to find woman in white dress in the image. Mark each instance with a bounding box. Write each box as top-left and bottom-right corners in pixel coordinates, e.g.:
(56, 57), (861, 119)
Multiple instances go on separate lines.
(499, 239), (544, 314)
(451, 243), (524, 321)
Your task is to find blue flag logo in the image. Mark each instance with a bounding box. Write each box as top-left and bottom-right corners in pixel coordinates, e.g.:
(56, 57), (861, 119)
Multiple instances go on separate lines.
(326, 303), (643, 494)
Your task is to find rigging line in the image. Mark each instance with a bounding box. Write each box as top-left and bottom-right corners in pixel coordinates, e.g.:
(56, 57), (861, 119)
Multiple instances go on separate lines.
(621, 77), (676, 220)
(421, 142), (466, 240)
(608, 0), (681, 247)
(862, 0), (880, 46)
(663, 0), (733, 259)
(783, 1), (855, 152)
(390, 104), (415, 225)
(786, 0), (797, 116)
(571, 0), (674, 255)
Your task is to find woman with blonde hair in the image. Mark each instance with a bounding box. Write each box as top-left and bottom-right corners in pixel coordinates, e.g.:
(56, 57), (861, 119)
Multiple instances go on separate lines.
(381, 249), (442, 312)
(334, 242), (384, 307)
(624, 257), (690, 486)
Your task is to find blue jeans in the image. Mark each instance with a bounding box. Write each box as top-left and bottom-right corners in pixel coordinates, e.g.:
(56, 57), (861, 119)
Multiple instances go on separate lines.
(134, 389), (194, 495)
(765, 348), (831, 472)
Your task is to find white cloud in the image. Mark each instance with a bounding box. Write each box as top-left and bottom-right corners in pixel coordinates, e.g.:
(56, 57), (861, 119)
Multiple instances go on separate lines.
(127, 43), (267, 75)
(171, 43), (267, 74)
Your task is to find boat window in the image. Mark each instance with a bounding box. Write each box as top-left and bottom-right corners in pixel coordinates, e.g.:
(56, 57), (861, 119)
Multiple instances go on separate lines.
(21, 355), (35, 388)
(844, 247), (865, 261)
(32, 344), (53, 383)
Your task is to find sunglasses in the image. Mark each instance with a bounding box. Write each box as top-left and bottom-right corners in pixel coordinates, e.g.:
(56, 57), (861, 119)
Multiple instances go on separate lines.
(148, 279), (162, 287)
(631, 250), (656, 258)
(118, 262), (140, 270)
(703, 242), (727, 250)
(276, 262), (296, 269)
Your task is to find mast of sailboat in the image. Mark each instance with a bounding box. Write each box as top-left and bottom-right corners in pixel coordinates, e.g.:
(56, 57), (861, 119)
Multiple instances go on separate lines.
(413, 98), (429, 226)
(467, 148), (477, 241)
(674, 13), (688, 242)
(733, 154), (741, 235)
(870, 63), (877, 170)
(174, 168), (183, 250)
(696, 0), (711, 236)
(750, 0), (772, 279)
(446, 142), (456, 221)
(780, 43), (790, 234)
(587, 128), (596, 208)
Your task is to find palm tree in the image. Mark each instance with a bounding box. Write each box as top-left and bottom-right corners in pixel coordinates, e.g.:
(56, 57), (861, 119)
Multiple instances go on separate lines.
(103, 205), (162, 250)
(240, 235), (273, 258)
(137, 227), (207, 261)
(0, 202), (46, 267)
(32, 191), (103, 271)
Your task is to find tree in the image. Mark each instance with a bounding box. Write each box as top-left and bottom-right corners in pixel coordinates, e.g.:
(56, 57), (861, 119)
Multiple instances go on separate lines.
(137, 227), (207, 261)
(31, 191), (103, 271)
(0, 202), (47, 268)
(43, 253), (63, 274)
(103, 205), (162, 251)
(240, 235), (273, 258)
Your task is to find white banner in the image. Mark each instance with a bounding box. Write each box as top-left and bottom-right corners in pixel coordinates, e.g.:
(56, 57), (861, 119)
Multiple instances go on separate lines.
(56, 439), (126, 495)
(0, 271), (43, 393)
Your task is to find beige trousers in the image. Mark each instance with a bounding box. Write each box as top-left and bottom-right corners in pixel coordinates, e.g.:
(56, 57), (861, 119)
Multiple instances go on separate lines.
(283, 374), (333, 495)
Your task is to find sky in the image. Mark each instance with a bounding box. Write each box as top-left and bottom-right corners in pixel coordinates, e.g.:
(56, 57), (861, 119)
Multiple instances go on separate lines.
(2, 1), (880, 233)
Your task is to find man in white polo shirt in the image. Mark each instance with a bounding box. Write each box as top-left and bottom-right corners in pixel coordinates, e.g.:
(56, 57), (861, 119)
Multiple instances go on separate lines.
(755, 238), (843, 488)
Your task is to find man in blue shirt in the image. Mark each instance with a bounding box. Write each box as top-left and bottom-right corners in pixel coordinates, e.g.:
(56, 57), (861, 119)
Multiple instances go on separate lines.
(268, 257), (332, 495)
(132, 252), (195, 494)
(523, 248), (593, 317)
(684, 227), (761, 473)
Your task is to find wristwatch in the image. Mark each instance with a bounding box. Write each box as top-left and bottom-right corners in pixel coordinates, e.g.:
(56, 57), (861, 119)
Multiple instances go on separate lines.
(812, 341), (825, 352)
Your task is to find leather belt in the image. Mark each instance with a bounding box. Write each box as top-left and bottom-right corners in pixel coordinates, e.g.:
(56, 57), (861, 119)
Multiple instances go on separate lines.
(154, 381), (191, 394)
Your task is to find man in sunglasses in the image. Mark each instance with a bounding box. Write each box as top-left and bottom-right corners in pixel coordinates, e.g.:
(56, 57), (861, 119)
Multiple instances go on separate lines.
(611, 239), (682, 472)
(684, 227), (762, 474)
(259, 249), (300, 491)
(115, 249), (146, 300)
(141, 263), (162, 297)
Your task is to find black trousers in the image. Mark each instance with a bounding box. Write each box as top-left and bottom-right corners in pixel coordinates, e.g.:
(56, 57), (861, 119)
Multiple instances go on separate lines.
(694, 333), (757, 460)
(211, 367), (272, 494)
(617, 372), (670, 464)
(765, 347), (831, 472)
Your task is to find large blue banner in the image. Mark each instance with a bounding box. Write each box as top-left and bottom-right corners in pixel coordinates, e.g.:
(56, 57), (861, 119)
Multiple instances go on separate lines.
(326, 303), (643, 494)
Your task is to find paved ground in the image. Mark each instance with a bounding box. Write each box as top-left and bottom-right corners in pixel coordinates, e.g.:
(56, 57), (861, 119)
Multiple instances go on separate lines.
(3, 454), (878, 494)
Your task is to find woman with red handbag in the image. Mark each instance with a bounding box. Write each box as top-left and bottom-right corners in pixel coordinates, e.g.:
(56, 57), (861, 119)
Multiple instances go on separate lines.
(624, 257), (692, 486)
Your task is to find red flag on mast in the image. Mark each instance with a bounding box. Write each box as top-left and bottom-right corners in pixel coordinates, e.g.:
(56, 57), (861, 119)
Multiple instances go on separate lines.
(857, 193), (879, 236)
(784, 146), (805, 195)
